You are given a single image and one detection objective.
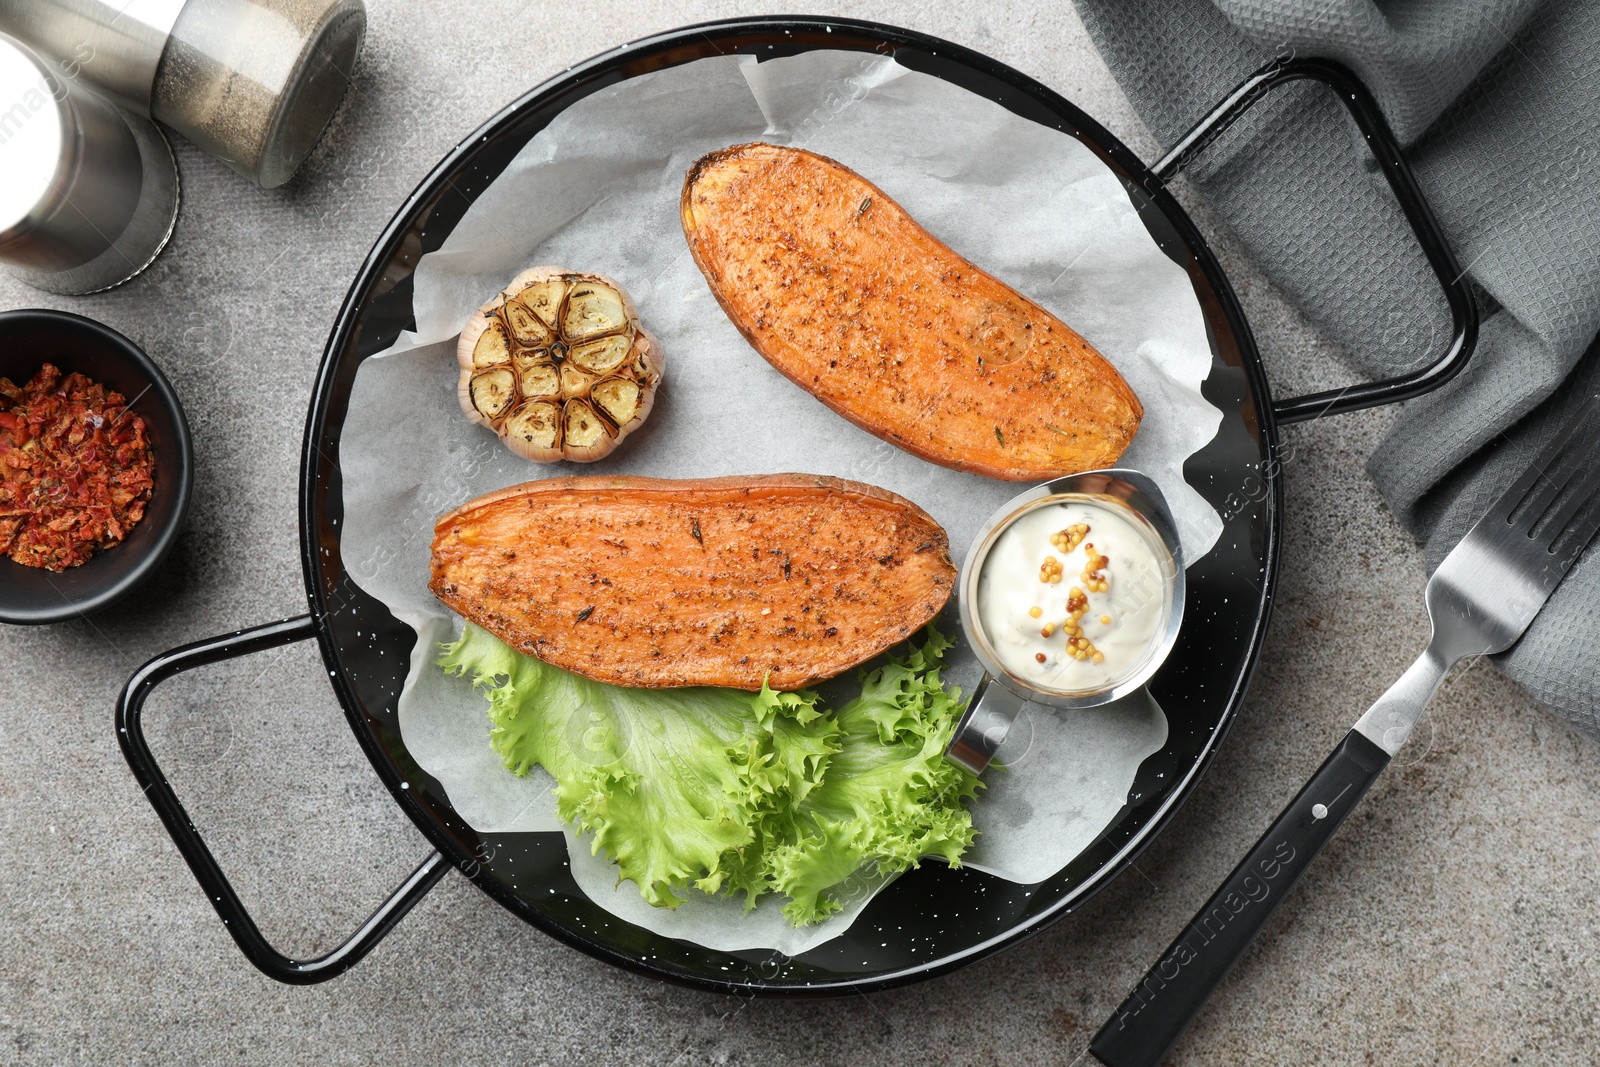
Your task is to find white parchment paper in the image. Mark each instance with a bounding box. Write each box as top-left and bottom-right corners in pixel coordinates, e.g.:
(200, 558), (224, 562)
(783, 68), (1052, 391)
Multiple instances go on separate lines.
(338, 52), (1221, 955)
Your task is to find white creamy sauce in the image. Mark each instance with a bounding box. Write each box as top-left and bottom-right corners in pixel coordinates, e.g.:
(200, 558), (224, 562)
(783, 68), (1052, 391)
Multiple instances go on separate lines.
(974, 497), (1169, 692)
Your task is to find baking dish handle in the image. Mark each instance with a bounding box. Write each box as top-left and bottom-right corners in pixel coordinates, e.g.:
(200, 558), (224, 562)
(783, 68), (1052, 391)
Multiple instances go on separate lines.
(1147, 56), (1479, 424)
(115, 614), (449, 985)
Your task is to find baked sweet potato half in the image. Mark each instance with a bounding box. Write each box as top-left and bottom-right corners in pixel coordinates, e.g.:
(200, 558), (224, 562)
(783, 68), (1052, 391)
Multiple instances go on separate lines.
(681, 143), (1143, 480)
(430, 474), (955, 690)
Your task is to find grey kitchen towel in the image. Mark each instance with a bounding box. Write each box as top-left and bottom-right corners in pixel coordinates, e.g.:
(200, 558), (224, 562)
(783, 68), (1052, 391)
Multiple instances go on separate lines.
(1074, 0), (1600, 736)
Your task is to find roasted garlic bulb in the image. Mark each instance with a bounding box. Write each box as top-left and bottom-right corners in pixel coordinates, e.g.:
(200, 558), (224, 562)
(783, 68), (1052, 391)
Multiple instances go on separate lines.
(456, 267), (663, 462)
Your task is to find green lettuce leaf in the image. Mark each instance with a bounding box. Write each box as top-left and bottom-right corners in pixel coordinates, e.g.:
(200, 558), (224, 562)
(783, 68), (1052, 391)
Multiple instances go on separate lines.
(439, 622), (979, 925)
(763, 626), (982, 925)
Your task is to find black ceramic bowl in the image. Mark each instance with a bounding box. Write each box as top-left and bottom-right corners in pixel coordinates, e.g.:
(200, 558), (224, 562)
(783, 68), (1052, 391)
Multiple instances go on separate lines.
(0, 309), (192, 624)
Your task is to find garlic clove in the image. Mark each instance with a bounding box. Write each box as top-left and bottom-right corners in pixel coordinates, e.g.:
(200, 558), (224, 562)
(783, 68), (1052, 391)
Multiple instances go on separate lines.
(563, 280), (629, 341)
(516, 355), (560, 400)
(591, 377), (641, 426)
(518, 278), (567, 329)
(559, 362), (598, 399)
(503, 400), (562, 456)
(567, 334), (632, 375)
(503, 299), (553, 347)
(469, 367), (517, 421)
(472, 322), (512, 367)
(563, 398), (611, 453)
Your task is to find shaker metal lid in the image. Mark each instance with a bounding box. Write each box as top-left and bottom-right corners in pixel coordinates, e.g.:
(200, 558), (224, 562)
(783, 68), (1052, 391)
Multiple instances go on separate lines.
(0, 0), (186, 111)
(0, 30), (180, 294)
(0, 34), (64, 235)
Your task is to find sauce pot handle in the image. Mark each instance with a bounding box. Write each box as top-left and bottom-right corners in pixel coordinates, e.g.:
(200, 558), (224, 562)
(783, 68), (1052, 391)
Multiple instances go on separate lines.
(115, 614), (448, 984)
(944, 672), (1030, 775)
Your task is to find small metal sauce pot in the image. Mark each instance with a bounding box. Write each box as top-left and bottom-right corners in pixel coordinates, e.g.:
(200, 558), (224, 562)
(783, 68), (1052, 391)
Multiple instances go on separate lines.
(945, 469), (1187, 775)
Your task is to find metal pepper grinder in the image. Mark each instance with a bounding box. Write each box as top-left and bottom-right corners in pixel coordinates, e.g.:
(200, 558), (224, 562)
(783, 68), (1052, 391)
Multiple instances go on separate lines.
(0, 0), (366, 189)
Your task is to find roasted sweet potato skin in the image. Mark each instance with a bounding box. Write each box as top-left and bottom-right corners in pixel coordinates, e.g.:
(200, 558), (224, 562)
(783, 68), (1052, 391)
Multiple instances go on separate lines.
(681, 143), (1143, 481)
(430, 474), (956, 690)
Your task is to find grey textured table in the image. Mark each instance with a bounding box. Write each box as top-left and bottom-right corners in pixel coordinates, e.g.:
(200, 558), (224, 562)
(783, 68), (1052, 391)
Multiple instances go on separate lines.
(4, 3), (1598, 1064)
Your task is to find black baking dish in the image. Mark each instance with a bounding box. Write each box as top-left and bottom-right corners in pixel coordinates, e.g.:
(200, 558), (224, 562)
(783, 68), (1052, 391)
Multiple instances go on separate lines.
(115, 17), (1475, 993)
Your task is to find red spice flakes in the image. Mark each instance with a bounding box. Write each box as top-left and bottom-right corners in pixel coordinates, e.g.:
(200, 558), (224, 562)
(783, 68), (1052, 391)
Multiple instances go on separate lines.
(0, 363), (155, 571)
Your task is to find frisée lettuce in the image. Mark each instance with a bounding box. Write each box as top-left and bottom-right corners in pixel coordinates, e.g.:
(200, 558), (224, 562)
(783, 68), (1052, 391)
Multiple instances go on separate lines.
(438, 622), (980, 925)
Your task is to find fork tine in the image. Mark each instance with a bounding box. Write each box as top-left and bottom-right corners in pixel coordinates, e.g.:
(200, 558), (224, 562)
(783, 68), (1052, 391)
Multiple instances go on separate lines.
(1553, 500), (1600, 570)
(1549, 454), (1600, 555)
(1518, 414), (1600, 532)
(1497, 395), (1600, 528)
(1542, 439), (1600, 545)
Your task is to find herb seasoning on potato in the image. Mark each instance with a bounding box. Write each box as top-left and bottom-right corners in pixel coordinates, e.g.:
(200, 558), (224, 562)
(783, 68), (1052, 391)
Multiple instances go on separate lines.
(681, 143), (1142, 480)
(457, 266), (663, 462)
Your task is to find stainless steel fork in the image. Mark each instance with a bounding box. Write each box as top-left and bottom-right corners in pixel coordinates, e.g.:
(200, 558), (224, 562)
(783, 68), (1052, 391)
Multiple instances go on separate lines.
(1091, 396), (1600, 1067)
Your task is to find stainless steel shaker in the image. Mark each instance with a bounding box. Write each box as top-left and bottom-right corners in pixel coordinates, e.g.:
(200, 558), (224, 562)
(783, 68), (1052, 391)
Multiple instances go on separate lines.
(0, 31), (179, 294)
(0, 0), (366, 189)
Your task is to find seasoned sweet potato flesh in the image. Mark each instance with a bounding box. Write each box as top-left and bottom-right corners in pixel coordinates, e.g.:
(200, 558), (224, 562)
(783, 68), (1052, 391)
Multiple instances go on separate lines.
(430, 474), (956, 690)
(681, 144), (1143, 481)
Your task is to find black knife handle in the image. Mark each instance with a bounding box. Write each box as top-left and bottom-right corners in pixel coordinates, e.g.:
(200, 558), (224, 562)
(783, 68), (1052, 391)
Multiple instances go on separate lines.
(1090, 730), (1391, 1067)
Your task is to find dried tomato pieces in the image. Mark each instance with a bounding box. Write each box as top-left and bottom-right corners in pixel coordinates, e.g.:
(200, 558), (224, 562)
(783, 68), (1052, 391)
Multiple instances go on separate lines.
(0, 363), (156, 571)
